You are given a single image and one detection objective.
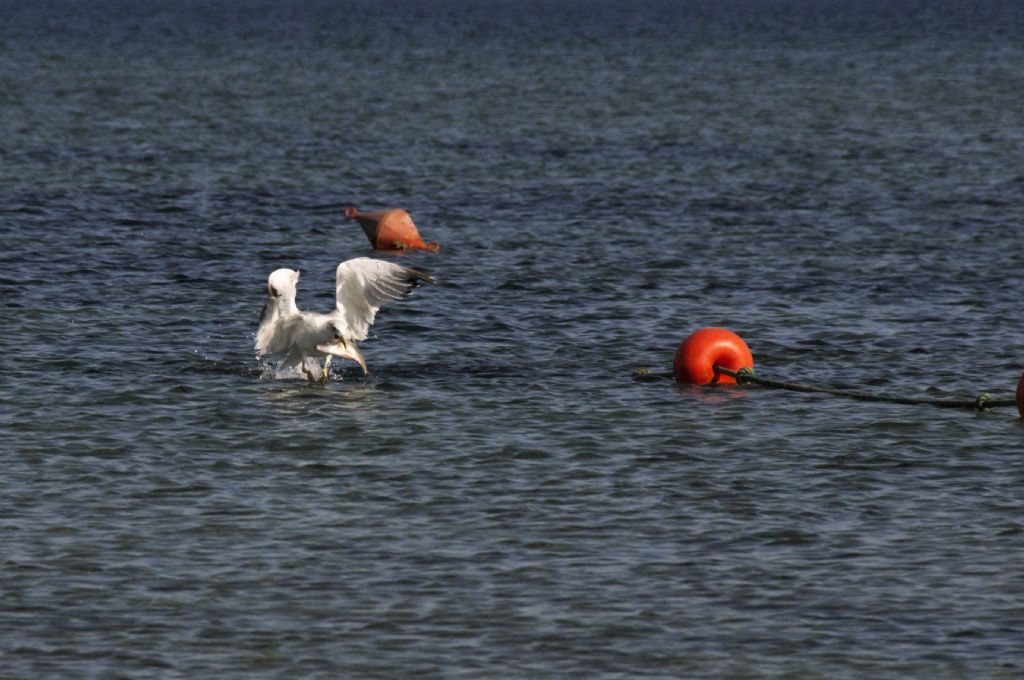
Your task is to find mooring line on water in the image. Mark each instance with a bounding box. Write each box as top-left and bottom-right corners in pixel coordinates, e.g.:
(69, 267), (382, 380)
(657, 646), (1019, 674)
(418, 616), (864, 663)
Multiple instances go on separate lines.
(711, 365), (1017, 411)
(657, 327), (1024, 416)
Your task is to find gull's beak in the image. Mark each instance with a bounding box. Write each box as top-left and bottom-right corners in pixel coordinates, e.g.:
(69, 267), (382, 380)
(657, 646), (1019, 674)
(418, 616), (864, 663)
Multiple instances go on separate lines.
(316, 338), (369, 376)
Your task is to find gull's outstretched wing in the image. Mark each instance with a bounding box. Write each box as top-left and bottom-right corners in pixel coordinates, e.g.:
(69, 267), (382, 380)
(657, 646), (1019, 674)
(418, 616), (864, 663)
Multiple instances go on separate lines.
(255, 269), (303, 358)
(255, 298), (291, 358)
(333, 257), (435, 341)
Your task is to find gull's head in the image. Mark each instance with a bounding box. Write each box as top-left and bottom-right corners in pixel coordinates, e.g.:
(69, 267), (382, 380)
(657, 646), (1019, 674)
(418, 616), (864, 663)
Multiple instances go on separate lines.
(267, 268), (300, 299)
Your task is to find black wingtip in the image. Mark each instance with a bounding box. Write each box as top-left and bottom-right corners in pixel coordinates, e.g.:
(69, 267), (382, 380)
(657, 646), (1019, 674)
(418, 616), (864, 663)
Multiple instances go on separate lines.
(405, 267), (437, 285)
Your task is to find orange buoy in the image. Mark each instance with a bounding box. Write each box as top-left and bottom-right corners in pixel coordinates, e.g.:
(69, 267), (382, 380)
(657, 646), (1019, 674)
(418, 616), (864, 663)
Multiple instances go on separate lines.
(674, 327), (754, 385)
(345, 206), (440, 252)
(1017, 373), (1024, 417)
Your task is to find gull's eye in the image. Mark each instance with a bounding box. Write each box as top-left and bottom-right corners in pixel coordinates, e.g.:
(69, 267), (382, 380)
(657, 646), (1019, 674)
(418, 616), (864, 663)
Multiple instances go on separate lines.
(268, 284), (279, 297)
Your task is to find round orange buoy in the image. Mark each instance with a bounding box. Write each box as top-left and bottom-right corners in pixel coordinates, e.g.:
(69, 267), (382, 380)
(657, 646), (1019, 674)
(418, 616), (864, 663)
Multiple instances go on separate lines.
(345, 206), (441, 252)
(674, 327), (754, 385)
(1017, 373), (1024, 417)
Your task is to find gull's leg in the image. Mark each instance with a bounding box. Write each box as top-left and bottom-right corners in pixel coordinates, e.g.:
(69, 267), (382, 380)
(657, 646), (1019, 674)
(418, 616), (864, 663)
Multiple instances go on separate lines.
(301, 357), (320, 384)
(320, 355), (332, 384)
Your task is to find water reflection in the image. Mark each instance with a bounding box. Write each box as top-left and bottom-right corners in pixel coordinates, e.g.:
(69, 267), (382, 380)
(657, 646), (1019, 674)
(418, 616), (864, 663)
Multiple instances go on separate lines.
(256, 378), (385, 415)
(676, 384), (751, 407)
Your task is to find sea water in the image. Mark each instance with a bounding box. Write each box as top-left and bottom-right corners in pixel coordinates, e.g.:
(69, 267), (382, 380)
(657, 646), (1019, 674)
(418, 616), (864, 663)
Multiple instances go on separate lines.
(2, 1), (1023, 677)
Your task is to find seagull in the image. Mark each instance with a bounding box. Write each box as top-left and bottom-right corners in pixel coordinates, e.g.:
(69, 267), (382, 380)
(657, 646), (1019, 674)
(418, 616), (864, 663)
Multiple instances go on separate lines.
(255, 257), (435, 383)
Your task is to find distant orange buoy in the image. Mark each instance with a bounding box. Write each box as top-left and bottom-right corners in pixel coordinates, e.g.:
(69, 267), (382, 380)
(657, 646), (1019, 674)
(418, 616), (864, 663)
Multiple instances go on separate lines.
(674, 327), (754, 385)
(345, 206), (440, 252)
(1017, 373), (1024, 417)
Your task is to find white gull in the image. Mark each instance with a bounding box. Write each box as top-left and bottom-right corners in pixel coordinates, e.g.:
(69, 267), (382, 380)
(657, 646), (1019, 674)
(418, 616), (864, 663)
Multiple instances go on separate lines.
(256, 257), (435, 382)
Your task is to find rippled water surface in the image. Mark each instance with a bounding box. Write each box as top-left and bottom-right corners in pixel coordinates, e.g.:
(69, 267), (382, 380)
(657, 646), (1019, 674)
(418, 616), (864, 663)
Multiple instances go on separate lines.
(3, 1), (1024, 677)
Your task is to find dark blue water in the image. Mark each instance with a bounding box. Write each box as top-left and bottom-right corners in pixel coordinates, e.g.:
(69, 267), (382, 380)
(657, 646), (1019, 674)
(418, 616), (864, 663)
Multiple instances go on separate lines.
(3, 1), (1024, 677)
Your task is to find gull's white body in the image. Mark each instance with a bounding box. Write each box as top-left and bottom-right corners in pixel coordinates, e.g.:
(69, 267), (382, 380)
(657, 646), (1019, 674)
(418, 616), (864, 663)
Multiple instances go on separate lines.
(256, 257), (434, 381)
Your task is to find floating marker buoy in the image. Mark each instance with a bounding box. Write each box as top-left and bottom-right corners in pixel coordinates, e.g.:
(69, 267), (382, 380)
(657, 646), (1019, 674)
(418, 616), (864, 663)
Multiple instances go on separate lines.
(345, 206), (441, 252)
(1017, 373), (1024, 417)
(674, 327), (754, 385)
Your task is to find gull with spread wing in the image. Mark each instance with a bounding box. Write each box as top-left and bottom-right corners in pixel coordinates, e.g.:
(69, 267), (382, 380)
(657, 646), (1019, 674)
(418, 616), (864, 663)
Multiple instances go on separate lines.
(256, 257), (435, 382)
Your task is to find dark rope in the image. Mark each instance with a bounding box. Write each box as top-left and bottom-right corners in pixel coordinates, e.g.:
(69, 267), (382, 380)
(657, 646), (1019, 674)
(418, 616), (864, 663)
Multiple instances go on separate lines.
(713, 365), (1017, 411)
